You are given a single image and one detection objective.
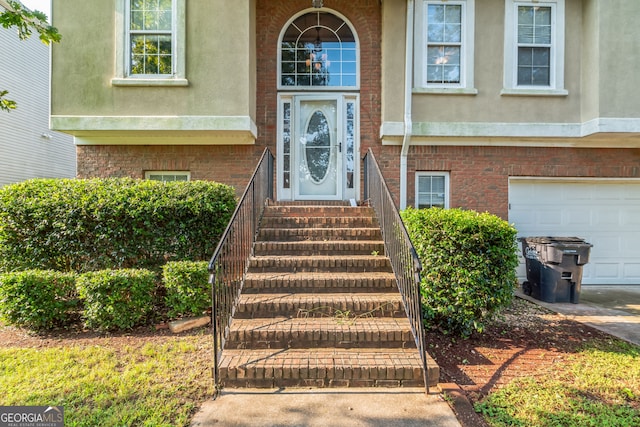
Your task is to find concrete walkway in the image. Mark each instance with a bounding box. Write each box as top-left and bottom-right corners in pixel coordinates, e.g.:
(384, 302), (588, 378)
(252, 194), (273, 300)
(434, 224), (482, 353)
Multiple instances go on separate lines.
(191, 387), (461, 427)
(516, 285), (640, 346)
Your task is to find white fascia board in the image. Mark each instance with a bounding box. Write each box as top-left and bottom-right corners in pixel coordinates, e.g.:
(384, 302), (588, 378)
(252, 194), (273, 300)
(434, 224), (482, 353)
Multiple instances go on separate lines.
(51, 115), (258, 138)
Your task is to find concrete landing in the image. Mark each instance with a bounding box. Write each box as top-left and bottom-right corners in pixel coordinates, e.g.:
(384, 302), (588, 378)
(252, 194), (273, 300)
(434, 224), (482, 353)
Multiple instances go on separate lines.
(190, 387), (461, 427)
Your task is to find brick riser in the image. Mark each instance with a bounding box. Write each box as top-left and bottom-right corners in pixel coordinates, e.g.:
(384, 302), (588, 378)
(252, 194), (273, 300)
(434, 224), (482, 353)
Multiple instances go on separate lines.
(219, 203), (438, 388)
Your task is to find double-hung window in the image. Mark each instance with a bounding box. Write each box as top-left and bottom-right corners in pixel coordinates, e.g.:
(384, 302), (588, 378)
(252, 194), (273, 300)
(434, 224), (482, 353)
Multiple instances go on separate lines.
(113, 0), (187, 86)
(503, 0), (566, 95)
(415, 0), (476, 94)
(129, 0), (173, 76)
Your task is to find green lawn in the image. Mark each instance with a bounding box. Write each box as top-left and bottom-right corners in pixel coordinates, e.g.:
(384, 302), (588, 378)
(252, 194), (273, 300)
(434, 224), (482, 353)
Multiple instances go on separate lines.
(475, 339), (640, 427)
(0, 329), (213, 427)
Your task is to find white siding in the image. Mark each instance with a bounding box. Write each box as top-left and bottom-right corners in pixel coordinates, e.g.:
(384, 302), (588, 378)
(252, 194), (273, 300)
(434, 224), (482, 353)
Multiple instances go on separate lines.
(0, 4), (75, 187)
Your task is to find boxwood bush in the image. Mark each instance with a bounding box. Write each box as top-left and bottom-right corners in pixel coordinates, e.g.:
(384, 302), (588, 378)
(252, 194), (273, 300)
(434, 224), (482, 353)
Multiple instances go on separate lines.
(77, 269), (157, 331)
(0, 270), (78, 330)
(402, 208), (519, 337)
(163, 261), (210, 319)
(0, 178), (236, 273)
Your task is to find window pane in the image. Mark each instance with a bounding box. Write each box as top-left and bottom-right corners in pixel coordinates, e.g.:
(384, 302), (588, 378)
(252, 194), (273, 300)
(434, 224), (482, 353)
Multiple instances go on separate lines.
(280, 12), (357, 88)
(427, 46), (460, 83)
(518, 6), (551, 44)
(417, 175), (446, 209)
(518, 47), (550, 85)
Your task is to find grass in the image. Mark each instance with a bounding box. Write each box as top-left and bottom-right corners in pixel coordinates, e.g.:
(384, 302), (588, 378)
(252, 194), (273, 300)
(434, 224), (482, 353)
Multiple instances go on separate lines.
(0, 329), (213, 427)
(475, 339), (640, 427)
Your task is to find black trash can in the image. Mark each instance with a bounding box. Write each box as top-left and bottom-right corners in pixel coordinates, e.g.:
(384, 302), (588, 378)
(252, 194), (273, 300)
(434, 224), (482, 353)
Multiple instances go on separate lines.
(517, 237), (593, 304)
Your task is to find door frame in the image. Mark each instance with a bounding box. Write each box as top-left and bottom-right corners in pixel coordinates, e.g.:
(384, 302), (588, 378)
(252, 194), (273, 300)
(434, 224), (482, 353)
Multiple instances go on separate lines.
(277, 92), (360, 201)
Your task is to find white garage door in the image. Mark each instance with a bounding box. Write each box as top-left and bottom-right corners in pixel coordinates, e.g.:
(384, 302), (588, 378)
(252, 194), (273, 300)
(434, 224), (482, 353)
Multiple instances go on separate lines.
(509, 179), (640, 285)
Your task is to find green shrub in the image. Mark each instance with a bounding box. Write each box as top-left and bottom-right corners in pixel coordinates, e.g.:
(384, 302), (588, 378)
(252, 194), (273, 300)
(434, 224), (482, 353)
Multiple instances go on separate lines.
(402, 208), (519, 337)
(0, 178), (236, 273)
(77, 269), (157, 331)
(0, 270), (78, 330)
(163, 261), (210, 319)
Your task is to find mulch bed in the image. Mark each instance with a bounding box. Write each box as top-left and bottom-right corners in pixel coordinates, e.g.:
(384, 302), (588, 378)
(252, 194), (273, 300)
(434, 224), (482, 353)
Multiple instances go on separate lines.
(426, 297), (616, 426)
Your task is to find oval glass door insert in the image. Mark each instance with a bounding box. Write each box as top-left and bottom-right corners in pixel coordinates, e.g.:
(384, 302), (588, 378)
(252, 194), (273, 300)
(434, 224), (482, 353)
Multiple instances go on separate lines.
(305, 110), (331, 183)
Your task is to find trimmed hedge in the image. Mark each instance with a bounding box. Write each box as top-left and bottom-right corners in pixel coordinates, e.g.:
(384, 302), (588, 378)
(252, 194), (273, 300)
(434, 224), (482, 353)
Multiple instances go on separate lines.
(163, 261), (210, 319)
(0, 270), (78, 330)
(0, 178), (236, 273)
(76, 269), (157, 331)
(402, 208), (519, 337)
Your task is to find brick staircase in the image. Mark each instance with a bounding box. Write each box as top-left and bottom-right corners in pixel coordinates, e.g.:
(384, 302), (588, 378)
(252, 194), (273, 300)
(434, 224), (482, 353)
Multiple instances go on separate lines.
(218, 201), (439, 388)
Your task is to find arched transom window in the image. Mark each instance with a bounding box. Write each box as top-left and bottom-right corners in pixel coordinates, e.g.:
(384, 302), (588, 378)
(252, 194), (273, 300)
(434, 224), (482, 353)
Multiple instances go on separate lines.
(280, 11), (358, 88)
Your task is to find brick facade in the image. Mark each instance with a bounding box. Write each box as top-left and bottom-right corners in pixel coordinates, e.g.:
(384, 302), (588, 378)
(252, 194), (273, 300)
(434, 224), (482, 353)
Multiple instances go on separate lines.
(382, 145), (640, 219)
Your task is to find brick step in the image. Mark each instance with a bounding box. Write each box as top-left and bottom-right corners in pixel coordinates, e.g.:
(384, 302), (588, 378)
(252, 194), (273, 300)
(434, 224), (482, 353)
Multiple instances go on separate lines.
(234, 293), (405, 319)
(247, 255), (392, 273)
(218, 348), (439, 388)
(262, 206), (375, 218)
(226, 317), (416, 349)
(257, 227), (382, 242)
(268, 201), (350, 207)
(243, 271), (398, 293)
(254, 240), (385, 256)
(260, 216), (377, 229)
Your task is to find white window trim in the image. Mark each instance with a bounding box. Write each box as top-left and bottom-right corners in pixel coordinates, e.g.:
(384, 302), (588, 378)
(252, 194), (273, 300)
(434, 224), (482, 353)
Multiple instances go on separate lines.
(415, 172), (450, 209)
(112, 0), (188, 87)
(145, 171), (191, 181)
(502, 0), (567, 97)
(414, 0), (477, 95)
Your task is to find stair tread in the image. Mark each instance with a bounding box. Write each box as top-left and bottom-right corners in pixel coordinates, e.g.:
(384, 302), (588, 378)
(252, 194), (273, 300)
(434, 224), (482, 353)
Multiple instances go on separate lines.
(230, 316), (413, 331)
(221, 348), (424, 365)
(239, 293), (402, 303)
(236, 293), (405, 318)
(245, 271), (396, 279)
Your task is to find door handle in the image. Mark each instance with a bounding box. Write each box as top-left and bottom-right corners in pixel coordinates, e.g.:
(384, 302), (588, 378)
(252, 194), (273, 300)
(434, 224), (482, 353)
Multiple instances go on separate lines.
(337, 142), (342, 153)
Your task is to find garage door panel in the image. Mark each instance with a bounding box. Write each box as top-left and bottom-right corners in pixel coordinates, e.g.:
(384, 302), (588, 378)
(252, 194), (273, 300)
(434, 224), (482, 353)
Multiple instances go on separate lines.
(509, 180), (640, 285)
(539, 209), (564, 226)
(566, 185), (594, 201)
(623, 264), (640, 279)
(566, 209), (590, 226)
(595, 210), (622, 227)
(623, 210), (640, 225)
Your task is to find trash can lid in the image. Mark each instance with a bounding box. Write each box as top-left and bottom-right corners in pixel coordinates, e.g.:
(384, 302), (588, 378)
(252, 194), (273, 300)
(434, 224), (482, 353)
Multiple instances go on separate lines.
(517, 236), (592, 247)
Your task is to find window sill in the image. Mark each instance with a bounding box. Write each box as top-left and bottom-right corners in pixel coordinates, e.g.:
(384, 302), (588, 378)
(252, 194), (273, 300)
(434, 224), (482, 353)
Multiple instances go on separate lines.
(111, 77), (189, 87)
(501, 88), (568, 97)
(413, 87), (478, 96)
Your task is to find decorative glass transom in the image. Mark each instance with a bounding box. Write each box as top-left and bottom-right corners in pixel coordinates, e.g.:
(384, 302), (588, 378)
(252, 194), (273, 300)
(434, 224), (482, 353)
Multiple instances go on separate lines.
(280, 12), (357, 88)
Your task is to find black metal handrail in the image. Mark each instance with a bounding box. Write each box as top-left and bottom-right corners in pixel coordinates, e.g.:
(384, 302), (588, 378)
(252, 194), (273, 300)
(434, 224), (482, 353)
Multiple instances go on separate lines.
(208, 148), (274, 395)
(363, 149), (429, 393)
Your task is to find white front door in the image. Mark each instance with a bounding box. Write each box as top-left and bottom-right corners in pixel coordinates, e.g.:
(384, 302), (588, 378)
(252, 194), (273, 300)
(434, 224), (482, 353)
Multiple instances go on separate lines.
(278, 94), (358, 201)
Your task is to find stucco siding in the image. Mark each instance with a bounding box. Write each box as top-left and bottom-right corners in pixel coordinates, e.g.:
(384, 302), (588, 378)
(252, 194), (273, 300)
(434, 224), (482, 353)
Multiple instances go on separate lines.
(0, 10), (75, 187)
(51, 0), (257, 132)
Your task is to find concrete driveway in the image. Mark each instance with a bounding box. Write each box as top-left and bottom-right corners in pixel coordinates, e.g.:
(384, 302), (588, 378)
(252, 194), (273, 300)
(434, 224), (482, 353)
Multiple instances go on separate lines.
(516, 285), (640, 346)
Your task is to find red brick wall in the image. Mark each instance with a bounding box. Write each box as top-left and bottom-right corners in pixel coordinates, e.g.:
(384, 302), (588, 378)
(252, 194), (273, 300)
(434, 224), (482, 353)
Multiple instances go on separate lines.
(387, 145), (640, 219)
(76, 145), (264, 196)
